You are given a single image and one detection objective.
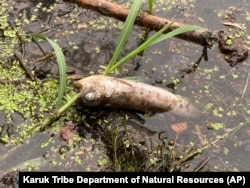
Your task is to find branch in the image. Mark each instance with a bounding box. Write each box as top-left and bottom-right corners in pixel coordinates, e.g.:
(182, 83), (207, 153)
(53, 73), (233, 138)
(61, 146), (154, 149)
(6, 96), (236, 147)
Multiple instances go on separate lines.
(65, 0), (217, 48)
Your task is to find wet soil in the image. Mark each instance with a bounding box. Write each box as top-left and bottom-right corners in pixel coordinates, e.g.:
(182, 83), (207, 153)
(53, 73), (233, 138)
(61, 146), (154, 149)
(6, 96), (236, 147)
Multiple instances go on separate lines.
(218, 12), (249, 66)
(0, 1), (250, 185)
(0, 171), (18, 188)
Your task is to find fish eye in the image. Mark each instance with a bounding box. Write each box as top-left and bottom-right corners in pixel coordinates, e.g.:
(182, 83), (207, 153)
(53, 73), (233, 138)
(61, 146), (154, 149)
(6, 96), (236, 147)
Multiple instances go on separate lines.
(84, 92), (95, 101)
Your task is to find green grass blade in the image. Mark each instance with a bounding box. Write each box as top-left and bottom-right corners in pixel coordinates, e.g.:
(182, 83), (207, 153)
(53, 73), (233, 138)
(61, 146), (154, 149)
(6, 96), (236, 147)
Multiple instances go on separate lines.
(104, 0), (143, 75)
(148, 0), (154, 13)
(105, 23), (203, 74)
(151, 25), (203, 45)
(31, 33), (66, 108)
(105, 22), (173, 74)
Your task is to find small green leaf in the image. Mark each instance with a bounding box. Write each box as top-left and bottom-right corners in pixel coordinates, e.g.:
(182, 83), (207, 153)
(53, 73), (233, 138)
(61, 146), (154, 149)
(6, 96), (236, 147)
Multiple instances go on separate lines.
(3, 30), (16, 38)
(211, 123), (224, 130)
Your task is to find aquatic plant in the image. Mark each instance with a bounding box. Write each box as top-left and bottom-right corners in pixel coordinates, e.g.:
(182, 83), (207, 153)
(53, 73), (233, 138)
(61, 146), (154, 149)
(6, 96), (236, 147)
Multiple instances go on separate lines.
(29, 0), (203, 133)
(31, 34), (67, 108)
(148, 0), (154, 14)
(103, 0), (202, 75)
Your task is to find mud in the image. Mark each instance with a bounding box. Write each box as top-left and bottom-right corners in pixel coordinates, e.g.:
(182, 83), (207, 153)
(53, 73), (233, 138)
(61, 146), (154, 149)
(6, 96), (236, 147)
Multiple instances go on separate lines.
(0, 1), (250, 183)
(218, 12), (249, 66)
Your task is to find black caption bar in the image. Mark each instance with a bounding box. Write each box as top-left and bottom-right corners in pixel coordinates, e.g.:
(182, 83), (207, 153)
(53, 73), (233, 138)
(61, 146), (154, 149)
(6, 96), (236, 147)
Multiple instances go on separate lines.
(19, 172), (249, 187)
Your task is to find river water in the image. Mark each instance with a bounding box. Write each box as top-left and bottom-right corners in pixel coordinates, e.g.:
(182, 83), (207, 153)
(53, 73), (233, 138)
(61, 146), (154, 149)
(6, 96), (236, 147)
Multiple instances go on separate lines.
(0, 0), (249, 174)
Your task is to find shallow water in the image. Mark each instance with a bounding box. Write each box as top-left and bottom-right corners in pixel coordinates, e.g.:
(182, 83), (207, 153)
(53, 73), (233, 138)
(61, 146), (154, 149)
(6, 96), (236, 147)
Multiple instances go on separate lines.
(0, 0), (249, 173)
(139, 0), (250, 171)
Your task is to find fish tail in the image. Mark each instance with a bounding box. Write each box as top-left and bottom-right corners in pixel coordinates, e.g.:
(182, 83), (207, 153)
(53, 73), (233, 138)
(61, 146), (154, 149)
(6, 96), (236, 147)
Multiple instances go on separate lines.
(170, 96), (201, 118)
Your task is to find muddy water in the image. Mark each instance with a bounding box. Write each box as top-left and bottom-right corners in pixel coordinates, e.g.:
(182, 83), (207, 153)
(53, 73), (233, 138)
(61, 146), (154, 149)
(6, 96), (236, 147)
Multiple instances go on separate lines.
(0, 0), (249, 174)
(138, 0), (250, 171)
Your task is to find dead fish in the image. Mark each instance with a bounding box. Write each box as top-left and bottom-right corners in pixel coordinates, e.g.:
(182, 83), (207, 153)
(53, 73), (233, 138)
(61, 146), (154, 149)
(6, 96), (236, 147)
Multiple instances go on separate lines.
(74, 75), (201, 118)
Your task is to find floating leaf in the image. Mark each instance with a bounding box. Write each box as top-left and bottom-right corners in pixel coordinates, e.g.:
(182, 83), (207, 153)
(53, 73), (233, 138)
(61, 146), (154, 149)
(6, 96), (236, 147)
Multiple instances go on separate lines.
(60, 123), (75, 141)
(170, 122), (188, 133)
(210, 123), (224, 130)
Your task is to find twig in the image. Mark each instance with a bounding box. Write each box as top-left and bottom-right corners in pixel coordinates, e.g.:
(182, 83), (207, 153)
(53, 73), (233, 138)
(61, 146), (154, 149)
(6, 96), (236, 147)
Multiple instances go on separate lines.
(32, 52), (57, 64)
(32, 47), (67, 63)
(169, 123), (244, 170)
(223, 22), (245, 31)
(193, 157), (210, 172)
(195, 124), (205, 146)
(240, 70), (250, 104)
(14, 51), (35, 81)
(13, 9), (35, 81)
(65, 0), (217, 48)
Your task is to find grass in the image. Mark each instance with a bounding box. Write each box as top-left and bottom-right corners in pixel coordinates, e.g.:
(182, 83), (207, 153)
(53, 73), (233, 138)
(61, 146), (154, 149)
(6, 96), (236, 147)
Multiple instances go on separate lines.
(2, 0), (248, 173)
(28, 0), (204, 133)
(148, 0), (154, 14)
(104, 0), (144, 75)
(31, 33), (67, 108)
(103, 0), (203, 75)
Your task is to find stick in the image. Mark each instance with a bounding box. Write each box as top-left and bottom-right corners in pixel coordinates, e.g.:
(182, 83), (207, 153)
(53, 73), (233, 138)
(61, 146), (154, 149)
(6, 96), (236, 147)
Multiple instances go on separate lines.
(32, 48), (67, 63)
(14, 51), (36, 81)
(65, 0), (217, 48)
(240, 69), (250, 104)
(193, 157), (210, 172)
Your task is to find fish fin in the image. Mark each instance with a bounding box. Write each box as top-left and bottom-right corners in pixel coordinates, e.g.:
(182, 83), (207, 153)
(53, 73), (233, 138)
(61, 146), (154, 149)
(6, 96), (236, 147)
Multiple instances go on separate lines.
(170, 96), (201, 118)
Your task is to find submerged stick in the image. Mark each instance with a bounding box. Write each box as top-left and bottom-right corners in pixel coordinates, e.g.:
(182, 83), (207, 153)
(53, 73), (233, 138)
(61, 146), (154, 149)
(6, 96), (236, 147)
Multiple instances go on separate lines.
(66, 0), (217, 48)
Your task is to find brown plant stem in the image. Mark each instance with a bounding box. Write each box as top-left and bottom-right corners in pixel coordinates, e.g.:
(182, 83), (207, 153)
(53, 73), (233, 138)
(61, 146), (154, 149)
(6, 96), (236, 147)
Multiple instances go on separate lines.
(65, 0), (217, 48)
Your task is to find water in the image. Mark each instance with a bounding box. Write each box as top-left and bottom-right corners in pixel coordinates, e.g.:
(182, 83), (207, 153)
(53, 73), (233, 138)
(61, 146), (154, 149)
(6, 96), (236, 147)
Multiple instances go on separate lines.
(0, 0), (249, 174)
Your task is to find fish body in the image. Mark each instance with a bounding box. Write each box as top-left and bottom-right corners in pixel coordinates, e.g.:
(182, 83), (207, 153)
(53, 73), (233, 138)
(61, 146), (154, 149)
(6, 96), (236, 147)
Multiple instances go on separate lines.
(74, 75), (200, 117)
